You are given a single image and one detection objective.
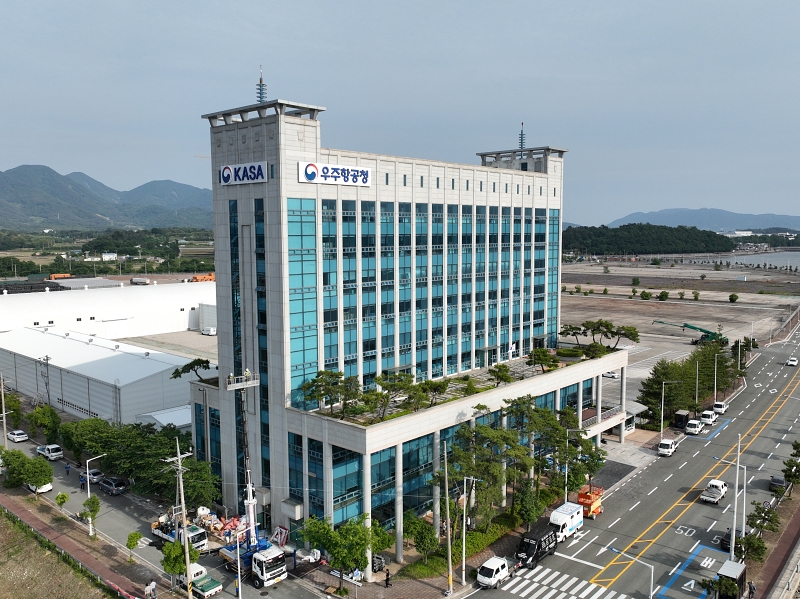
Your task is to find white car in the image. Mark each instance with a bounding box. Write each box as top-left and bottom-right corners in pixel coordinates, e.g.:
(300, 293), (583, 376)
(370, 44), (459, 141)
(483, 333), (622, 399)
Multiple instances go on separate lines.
(658, 439), (677, 456)
(6, 429), (28, 443)
(602, 371), (620, 379)
(787, 357), (798, 367)
(686, 420), (705, 435)
(700, 410), (718, 425)
(24, 481), (53, 494)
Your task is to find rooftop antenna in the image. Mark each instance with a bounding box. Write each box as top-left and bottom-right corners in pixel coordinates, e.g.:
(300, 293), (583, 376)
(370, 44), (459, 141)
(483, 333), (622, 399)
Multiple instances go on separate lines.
(518, 122), (525, 158)
(256, 66), (267, 104)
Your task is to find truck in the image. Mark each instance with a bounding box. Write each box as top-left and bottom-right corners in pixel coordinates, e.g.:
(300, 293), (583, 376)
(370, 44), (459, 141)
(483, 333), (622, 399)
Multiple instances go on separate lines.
(652, 320), (729, 346)
(658, 439), (677, 457)
(476, 556), (521, 589)
(151, 515), (209, 551)
(129, 277), (151, 285)
(674, 410), (691, 429)
(178, 563), (223, 598)
(577, 484), (604, 520)
(219, 538), (288, 588)
(36, 445), (63, 461)
(700, 479), (728, 504)
(549, 502), (584, 543)
(514, 518), (557, 569)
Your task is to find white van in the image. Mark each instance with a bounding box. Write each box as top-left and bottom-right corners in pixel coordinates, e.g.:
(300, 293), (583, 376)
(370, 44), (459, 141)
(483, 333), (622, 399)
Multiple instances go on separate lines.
(202, 327), (217, 336)
(713, 401), (728, 415)
(658, 439), (677, 457)
(549, 502), (583, 543)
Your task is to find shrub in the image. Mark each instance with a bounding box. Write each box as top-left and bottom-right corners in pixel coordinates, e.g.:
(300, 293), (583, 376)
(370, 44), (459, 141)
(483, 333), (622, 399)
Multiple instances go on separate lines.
(628, 295), (633, 299)
(556, 348), (584, 358)
(575, 285), (582, 293)
(561, 285), (566, 292)
(569, 291), (574, 295)
(632, 277), (640, 286)
(658, 290), (669, 301)
(589, 289), (595, 294)
(678, 291), (685, 299)
(693, 291), (700, 300)
(584, 342), (607, 359)
(603, 266), (610, 273)
(651, 258), (661, 265)
(463, 380), (478, 396)
(632, 288), (637, 295)
(700, 274), (706, 280)
(640, 290), (652, 300)
(729, 293), (738, 303)
(583, 291), (589, 296)
(603, 288), (608, 294)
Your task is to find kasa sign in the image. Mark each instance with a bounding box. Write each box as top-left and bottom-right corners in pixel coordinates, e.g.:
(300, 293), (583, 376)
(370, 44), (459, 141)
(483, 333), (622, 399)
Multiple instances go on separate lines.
(219, 162), (267, 186)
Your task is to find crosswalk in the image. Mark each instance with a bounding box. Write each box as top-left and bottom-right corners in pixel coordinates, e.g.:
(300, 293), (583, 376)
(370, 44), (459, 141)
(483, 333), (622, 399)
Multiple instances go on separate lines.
(626, 350), (688, 377)
(501, 565), (626, 599)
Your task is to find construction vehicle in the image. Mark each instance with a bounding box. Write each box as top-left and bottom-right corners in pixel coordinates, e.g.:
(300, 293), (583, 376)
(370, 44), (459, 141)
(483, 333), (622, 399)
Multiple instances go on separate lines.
(178, 563), (223, 598)
(48, 273), (71, 280)
(151, 516), (209, 551)
(652, 320), (729, 346)
(190, 273), (216, 282)
(577, 484), (604, 520)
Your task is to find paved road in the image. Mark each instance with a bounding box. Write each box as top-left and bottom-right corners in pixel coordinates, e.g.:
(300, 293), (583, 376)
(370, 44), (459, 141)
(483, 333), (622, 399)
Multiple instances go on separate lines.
(488, 327), (800, 599)
(11, 444), (319, 599)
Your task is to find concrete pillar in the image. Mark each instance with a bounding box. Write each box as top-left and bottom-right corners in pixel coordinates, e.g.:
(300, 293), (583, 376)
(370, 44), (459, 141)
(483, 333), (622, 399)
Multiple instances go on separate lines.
(323, 440), (333, 519)
(619, 366), (627, 444)
(577, 382), (584, 429)
(394, 442), (404, 564)
(363, 452), (373, 582)
(595, 375), (603, 448)
(501, 414), (508, 507)
(432, 430), (441, 538)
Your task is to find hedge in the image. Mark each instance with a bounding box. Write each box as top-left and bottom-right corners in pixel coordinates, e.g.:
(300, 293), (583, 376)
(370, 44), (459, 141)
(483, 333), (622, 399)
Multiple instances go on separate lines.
(556, 348), (583, 358)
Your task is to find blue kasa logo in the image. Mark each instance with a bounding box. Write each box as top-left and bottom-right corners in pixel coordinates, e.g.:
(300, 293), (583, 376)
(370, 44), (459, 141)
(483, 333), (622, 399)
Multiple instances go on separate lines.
(221, 166), (232, 184)
(304, 163), (318, 182)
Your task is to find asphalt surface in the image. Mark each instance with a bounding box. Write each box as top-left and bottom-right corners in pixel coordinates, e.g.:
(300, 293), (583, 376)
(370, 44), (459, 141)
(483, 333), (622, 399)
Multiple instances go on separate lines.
(484, 326), (800, 599)
(10, 443), (318, 599)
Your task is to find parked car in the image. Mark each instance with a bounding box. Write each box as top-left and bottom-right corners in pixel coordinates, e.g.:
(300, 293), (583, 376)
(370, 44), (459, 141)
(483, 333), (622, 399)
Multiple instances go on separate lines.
(24, 481), (53, 494)
(713, 401), (729, 415)
(787, 357), (798, 367)
(770, 475), (786, 493)
(602, 371), (620, 379)
(80, 468), (104, 484)
(658, 439), (677, 457)
(721, 528), (746, 552)
(6, 429), (28, 443)
(98, 477), (129, 495)
(685, 420), (705, 435)
(700, 411), (718, 425)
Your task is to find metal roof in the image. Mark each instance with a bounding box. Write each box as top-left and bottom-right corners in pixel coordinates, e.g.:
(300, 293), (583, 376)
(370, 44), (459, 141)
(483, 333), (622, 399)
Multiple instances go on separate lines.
(0, 327), (204, 387)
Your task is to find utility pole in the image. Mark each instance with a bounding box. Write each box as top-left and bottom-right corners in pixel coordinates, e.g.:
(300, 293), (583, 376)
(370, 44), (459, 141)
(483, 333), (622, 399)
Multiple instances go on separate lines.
(165, 439), (193, 596)
(443, 441), (453, 596)
(1, 372), (9, 450)
(695, 362), (699, 418)
(461, 476), (480, 586)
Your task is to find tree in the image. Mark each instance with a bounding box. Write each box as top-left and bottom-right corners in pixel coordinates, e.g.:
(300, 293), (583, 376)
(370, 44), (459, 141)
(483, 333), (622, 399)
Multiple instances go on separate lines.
(25, 405), (61, 444)
(693, 291), (700, 300)
(161, 538), (200, 579)
(700, 274), (707, 280)
(700, 576), (740, 598)
(419, 379), (449, 408)
(581, 320), (614, 345)
(611, 325), (640, 348)
(301, 370), (344, 416)
(23, 456), (53, 498)
(584, 342), (607, 359)
(171, 358), (212, 384)
(370, 520), (394, 554)
(181, 458), (222, 508)
(559, 324), (585, 347)
(640, 290), (652, 300)
(527, 348), (558, 373)
(413, 521), (438, 564)
(402, 509), (420, 546)
(637, 359), (689, 426)
(1, 449), (29, 487)
(736, 533), (766, 562)
(82, 495), (101, 523)
(55, 492), (69, 513)
(783, 457), (800, 497)
(488, 364), (513, 387)
(4, 394), (22, 428)
(340, 375), (363, 418)
(127, 532), (143, 563)
(632, 277), (640, 286)
(302, 514), (371, 591)
(729, 294), (738, 303)
(463, 380), (478, 395)
(372, 372), (414, 422)
(603, 287), (608, 294)
(517, 479), (539, 531)
(402, 385), (429, 413)
(747, 500), (779, 535)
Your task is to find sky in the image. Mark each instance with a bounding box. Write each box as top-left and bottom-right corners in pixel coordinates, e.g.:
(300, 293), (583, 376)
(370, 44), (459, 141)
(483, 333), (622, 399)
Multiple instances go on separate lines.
(2, 1), (799, 226)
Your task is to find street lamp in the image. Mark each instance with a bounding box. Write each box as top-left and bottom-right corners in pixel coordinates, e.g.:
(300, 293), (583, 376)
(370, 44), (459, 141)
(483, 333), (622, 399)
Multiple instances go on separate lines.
(714, 353), (719, 401)
(564, 428), (582, 504)
(714, 433), (745, 561)
(661, 381), (682, 440)
(609, 546), (653, 599)
(461, 476), (481, 586)
(85, 453), (107, 537)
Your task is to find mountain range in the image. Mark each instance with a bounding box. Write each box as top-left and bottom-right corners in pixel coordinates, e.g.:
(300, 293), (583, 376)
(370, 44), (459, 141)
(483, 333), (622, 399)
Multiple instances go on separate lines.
(0, 165), (212, 231)
(606, 208), (800, 232)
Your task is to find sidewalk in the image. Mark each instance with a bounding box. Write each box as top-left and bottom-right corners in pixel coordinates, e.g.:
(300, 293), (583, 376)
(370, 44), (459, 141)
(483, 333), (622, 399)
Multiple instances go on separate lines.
(759, 491), (800, 597)
(0, 489), (162, 599)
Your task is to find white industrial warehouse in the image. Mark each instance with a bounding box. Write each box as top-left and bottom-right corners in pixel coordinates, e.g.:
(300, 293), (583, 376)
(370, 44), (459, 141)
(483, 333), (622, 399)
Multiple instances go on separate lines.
(0, 328), (215, 424)
(0, 281), (216, 338)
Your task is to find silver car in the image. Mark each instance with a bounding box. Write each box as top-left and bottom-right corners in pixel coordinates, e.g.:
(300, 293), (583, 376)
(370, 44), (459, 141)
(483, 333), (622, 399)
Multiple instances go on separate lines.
(80, 468), (104, 484)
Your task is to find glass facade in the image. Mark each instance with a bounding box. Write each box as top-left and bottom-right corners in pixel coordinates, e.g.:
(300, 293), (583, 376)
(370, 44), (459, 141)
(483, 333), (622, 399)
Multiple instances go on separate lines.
(208, 407), (221, 478)
(332, 445), (362, 525)
(194, 402), (206, 462)
(255, 198), (271, 489)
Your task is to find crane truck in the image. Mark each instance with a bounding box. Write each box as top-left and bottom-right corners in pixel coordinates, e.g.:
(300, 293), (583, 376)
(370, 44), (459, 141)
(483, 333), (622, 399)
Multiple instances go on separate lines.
(652, 320), (729, 346)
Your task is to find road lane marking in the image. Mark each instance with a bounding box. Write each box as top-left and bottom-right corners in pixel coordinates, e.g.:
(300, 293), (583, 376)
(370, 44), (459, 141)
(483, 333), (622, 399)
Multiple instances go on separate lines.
(533, 568), (551, 582)
(679, 461), (687, 469)
(520, 582), (544, 598)
(504, 577), (524, 592)
(608, 518), (620, 529)
(705, 441), (711, 447)
(629, 501), (641, 511)
(759, 463), (764, 471)
(653, 586), (661, 596)
(542, 571), (562, 585)
(690, 540), (700, 552)
(556, 574), (574, 590)
(664, 474), (673, 482)
(553, 553), (604, 570)
(732, 418), (737, 422)
(739, 411), (744, 415)
(580, 583), (601, 598)
(588, 587), (607, 599)
(571, 580), (589, 596)
(768, 452), (774, 459)
(572, 535), (598, 558)
(707, 520), (717, 532)
(723, 504), (731, 513)
(748, 475), (754, 483)
(591, 367), (800, 589)
(648, 487), (657, 496)
(692, 451), (699, 458)
(669, 562), (681, 576)
(776, 443), (781, 448)
(783, 434), (787, 439)
(597, 538), (617, 555)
